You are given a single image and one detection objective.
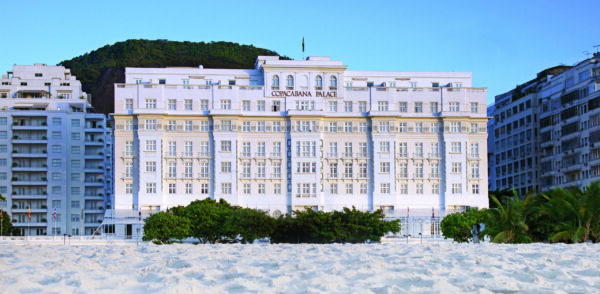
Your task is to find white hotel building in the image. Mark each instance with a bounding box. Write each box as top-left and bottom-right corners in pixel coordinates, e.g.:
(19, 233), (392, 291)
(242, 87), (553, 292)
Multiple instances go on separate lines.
(113, 56), (488, 235)
(0, 64), (112, 236)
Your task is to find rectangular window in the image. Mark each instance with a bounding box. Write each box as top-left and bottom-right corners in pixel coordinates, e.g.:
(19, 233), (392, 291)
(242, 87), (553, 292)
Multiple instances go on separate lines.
(126, 183), (133, 194)
(221, 141), (231, 152)
(242, 100), (251, 111)
(220, 99), (232, 110)
(185, 183), (193, 194)
(52, 172), (61, 180)
(52, 159), (61, 168)
(146, 183), (157, 194)
(52, 145), (62, 153)
(471, 103), (478, 113)
(71, 133), (80, 140)
(377, 101), (389, 111)
(71, 160), (80, 168)
(145, 99), (157, 109)
(145, 120), (157, 130)
(344, 101), (353, 112)
(472, 184), (480, 194)
(70, 146), (80, 154)
(145, 140), (157, 151)
(360, 183), (367, 194)
(430, 102), (439, 113)
(451, 162), (462, 173)
(330, 183), (338, 194)
(125, 99), (133, 110)
(184, 99), (192, 110)
(200, 100), (209, 110)
(415, 102), (423, 113)
(452, 184), (462, 194)
(71, 119), (80, 127)
(168, 99), (177, 110)
(380, 162), (390, 173)
(145, 161), (156, 172)
(185, 121), (193, 131)
(432, 183), (440, 194)
(345, 183), (353, 194)
(451, 142), (461, 153)
(359, 101), (367, 113)
(449, 102), (460, 112)
(52, 131), (61, 139)
(329, 101), (338, 112)
(221, 183), (232, 194)
(257, 100), (266, 111)
(168, 183), (176, 194)
(221, 161), (232, 173)
(398, 102), (407, 112)
(379, 141), (390, 152)
(380, 183), (390, 194)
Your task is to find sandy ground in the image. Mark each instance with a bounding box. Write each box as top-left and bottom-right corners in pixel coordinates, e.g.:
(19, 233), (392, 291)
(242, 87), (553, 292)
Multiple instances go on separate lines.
(0, 242), (599, 293)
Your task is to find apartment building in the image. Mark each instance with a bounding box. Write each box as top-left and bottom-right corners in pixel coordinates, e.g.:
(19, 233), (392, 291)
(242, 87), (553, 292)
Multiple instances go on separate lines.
(113, 56), (489, 237)
(0, 64), (111, 236)
(539, 54), (600, 191)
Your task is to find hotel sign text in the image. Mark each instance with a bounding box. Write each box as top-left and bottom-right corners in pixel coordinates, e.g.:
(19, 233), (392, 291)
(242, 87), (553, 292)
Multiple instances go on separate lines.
(271, 90), (337, 98)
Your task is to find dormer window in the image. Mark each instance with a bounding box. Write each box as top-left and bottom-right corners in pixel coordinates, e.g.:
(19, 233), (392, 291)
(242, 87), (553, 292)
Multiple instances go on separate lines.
(315, 75), (322, 89)
(330, 76), (337, 89)
(272, 75), (279, 89)
(286, 75), (294, 89)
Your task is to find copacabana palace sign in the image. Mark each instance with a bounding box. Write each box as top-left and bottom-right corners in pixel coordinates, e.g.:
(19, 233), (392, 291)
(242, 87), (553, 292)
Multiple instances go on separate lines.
(270, 90), (337, 98)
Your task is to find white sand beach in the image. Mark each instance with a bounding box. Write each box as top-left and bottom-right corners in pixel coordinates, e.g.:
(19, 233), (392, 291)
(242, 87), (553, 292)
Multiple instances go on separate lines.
(1, 242), (599, 293)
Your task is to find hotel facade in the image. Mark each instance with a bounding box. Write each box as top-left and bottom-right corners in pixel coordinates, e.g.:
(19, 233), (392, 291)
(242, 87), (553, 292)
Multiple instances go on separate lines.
(113, 56), (488, 234)
(0, 64), (112, 236)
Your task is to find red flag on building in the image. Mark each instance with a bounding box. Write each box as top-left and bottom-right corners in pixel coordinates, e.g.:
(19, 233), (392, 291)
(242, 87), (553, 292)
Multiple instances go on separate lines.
(28, 207), (31, 220)
(53, 208), (56, 220)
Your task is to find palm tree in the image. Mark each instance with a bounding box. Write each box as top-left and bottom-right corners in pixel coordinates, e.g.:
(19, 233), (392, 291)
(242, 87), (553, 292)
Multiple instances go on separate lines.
(483, 189), (534, 243)
(545, 183), (600, 243)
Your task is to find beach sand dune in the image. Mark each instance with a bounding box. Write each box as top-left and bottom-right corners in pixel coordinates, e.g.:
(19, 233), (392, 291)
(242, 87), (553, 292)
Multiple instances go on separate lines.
(1, 243), (599, 293)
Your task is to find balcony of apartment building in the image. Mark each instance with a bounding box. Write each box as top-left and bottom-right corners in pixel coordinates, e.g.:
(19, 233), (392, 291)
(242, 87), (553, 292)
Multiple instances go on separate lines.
(11, 117), (47, 130)
(84, 187), (105, 199)
(12, 90), (50, 99)
(11, 172), (48, 186)
(11, 130), (47, 144)
(84, 148), (104, 160)
(84, 118), (104, 132)
(11, 159), (47, 172)
(84, 175), (104, 186)
(83, 161), (105, 173)
(11, 145), (47, 158)
(11, 200), (47, 213)
(84, 134), (104, 145)
(11, 187), (47, 199)
(11, 213), (48, 227)
(84, 200), (105, 213)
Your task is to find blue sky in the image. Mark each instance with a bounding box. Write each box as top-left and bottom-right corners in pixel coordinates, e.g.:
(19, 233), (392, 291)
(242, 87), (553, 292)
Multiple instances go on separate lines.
(1, 0), (598, 105)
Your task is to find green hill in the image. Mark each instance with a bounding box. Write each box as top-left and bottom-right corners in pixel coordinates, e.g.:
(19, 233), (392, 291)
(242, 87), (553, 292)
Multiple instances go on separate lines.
(59, 39), (287, 115)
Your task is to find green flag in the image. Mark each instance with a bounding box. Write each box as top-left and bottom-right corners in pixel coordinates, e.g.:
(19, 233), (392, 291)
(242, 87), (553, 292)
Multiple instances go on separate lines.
(302, 37), (305, 53)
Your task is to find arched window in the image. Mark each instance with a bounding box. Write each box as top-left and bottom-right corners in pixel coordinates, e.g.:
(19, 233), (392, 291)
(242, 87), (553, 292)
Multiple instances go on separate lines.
(330, 76), (337, 88)
(315, 75), (323, 88)
(287, 75), (294, 88)
(272, 75), (279, 87)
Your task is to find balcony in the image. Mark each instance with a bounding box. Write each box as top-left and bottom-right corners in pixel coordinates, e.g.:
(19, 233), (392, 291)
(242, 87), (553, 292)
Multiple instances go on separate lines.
(11, 150), (47, 158)
(270, 173), (282, 179)
(11, 194), (47, 199)
(11, 178), (47, 186)
(12, 165), (47, 172)
(270, 152), (282, 158)
(254, 153), (267, 158)
(396, 153), (409, 159)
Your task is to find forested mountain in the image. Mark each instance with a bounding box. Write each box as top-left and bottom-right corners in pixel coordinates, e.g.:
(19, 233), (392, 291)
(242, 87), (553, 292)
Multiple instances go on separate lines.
(59, 39), (287, 115)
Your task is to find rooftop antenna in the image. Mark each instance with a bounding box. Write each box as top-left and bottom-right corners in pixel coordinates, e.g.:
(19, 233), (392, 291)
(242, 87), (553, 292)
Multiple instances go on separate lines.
(594, 45), (600, 54)
(583, 51), (591, 58)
